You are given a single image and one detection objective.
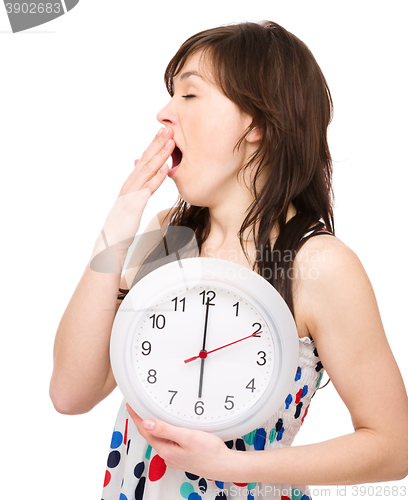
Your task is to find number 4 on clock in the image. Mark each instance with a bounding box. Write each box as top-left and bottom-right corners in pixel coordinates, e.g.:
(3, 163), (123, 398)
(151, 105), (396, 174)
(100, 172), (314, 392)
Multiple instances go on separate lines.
(246, 378), (256, 392)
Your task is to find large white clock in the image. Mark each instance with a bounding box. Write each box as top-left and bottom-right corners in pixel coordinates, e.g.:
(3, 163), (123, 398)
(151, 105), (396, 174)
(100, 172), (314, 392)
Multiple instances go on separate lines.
(110, 257), (299, 441)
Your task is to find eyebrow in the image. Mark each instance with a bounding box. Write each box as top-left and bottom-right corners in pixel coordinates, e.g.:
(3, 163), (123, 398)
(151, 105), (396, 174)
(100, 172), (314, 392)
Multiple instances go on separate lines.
(179, 70), (203, 81)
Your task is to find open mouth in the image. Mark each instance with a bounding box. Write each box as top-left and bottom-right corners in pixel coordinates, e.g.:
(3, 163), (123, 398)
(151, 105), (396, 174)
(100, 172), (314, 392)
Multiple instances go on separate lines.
(170, 145), (183, 171)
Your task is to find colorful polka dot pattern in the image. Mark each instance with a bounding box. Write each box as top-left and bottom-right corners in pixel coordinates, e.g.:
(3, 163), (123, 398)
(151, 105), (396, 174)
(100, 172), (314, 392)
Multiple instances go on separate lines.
(101, 337), (322, 499)
(103, 422), (128, 491)
(177, 467), (262, 500)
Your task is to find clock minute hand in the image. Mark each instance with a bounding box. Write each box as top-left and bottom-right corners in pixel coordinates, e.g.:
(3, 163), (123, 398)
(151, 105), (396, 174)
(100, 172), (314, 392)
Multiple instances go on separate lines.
(201, 298), (211, 350)
(184, 331), (263, 364)
(198, 298), (213, 399)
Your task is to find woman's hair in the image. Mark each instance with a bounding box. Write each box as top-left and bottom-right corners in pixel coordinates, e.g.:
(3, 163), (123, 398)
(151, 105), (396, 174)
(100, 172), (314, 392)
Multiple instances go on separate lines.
(121, 20), (335, 317)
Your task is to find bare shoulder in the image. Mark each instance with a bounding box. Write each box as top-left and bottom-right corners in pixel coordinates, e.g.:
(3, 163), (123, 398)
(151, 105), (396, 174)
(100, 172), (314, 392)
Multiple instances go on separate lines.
(293, 234), (372, 338)
(295, 233), (360, 274)
(157, 206), (178, 230)
(145, 206), (177, 233)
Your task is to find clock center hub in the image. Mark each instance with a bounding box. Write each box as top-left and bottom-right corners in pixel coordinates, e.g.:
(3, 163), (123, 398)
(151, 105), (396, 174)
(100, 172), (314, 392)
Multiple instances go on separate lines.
(199, 350), (208, 359)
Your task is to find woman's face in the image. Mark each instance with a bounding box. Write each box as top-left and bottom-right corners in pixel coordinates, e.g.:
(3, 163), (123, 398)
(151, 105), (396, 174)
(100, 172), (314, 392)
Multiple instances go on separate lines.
(156, 51), (259, 208)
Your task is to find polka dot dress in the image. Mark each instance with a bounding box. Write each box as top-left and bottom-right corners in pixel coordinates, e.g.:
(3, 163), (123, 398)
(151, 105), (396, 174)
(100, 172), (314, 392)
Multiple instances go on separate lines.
(101, 337), (324, 500)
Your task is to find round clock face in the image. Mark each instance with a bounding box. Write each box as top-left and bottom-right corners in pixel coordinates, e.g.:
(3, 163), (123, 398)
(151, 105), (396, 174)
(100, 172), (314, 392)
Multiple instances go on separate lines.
(111, 257), (298, 441)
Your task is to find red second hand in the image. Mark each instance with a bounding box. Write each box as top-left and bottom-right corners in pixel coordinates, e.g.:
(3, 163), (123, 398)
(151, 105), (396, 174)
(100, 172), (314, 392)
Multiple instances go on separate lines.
(184, 331), (263, 364)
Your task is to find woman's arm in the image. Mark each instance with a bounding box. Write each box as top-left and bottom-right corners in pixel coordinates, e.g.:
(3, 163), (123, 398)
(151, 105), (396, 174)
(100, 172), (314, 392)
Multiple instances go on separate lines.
(49, 208), (173, 415)
(128, 236), (408, 485)
(49, 127), (175, 415)
(50, 207), (175, 415)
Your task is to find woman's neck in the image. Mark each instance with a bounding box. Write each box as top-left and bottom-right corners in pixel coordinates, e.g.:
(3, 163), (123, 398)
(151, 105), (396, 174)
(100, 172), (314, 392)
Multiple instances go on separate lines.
(206, 201), (297, 247)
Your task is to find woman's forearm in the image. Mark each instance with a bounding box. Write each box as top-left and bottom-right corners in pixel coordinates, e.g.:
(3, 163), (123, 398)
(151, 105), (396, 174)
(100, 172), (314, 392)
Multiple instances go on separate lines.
(231, 429), (407, 486)
(49, 253), (122, 415)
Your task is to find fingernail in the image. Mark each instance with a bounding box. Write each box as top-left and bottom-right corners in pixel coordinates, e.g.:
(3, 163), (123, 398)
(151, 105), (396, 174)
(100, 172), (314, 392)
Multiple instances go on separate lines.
(163, 127), (170, 137)
(142, 419), (155, 430)
(159, 164), (169, 173)
(164, 139), (173, 149)
(156, 128), (164, 138)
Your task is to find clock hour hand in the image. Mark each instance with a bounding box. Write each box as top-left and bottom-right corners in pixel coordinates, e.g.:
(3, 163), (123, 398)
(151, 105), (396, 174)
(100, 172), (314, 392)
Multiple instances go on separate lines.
(184, 331), (263, 364)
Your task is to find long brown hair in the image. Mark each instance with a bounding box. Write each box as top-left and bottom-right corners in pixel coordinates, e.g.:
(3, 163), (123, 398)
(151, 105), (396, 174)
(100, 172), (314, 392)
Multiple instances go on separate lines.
(120, 21), (334, 316)
(157, 21), (335, 314)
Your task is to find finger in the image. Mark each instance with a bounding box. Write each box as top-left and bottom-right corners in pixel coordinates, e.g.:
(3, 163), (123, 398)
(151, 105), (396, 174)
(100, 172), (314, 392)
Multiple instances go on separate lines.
(127, 409), (177, 454)
(126, 403), (187, 445)
(126, 403), (143, 426)
(119, 128), (172, 196)
(125, 405), (174, 445)
(145, 163), (170, 195)
(138, 138), (175, 183)
(138, 126), (174, 168)
(141, 418), (192, 448)
(121, 137), (174, 196)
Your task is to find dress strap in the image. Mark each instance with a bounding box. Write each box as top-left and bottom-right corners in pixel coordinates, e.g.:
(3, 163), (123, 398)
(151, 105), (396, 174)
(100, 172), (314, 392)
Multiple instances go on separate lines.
(297, 224), (334, 249)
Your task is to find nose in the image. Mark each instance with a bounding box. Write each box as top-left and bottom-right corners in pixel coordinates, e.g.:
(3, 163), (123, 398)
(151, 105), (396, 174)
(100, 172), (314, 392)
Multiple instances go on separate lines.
(156, 98), (178, 127)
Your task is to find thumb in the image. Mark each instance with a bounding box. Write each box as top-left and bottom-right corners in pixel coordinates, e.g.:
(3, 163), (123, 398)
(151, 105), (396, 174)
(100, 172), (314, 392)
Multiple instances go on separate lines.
(126, 403), (190, 448)
(141, 418), (189, 446)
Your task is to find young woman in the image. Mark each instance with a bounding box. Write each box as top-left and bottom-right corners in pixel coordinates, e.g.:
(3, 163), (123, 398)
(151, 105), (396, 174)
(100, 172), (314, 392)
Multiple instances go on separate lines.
(50, 21), (408, 500)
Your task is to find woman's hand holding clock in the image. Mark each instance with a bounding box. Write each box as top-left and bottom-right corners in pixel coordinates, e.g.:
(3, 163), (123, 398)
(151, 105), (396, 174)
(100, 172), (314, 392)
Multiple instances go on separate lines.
(126, 404), (238, 481)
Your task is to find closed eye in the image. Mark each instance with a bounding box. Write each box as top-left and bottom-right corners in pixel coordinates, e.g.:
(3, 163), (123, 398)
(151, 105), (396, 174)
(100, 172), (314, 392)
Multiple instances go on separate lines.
(181, 94), (196, 98)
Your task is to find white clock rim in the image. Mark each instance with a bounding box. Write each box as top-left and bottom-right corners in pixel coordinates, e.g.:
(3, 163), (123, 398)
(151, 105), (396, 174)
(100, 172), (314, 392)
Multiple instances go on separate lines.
(110, 257), (299, 441)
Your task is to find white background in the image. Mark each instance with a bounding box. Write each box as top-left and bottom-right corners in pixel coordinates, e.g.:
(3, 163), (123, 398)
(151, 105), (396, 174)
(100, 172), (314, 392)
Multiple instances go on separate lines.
(1, 1), (407, 499)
